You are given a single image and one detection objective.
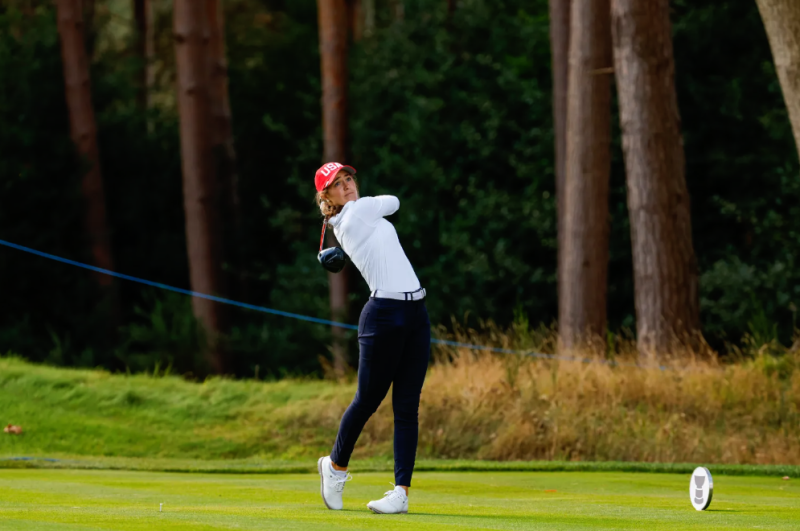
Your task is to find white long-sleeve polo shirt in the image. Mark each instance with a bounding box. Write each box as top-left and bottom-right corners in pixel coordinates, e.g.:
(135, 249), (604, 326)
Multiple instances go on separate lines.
(328, 195), (421, 293)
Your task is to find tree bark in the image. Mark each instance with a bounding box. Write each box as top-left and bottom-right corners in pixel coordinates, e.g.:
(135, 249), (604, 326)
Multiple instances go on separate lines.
(392, 0), (405, 22)
(755, 0), (800, 159)
(318, 0), (351, 376)
(348, 0), (364, 42)
(82, 0), (97, 57)
(56, 0), (117, 320)
(134, 0), (147, 43)
(611, 0), (702, 357)
(133, 0), (148, 108)
(145, 0), (156, 110)
(363, 0), (375, 37)
(558, 0), (612, 352)
(133, 0), (156, 113)
(174, 0), (228, 374)
(206, 0), (246, 302)
(550, 0), (570, 340)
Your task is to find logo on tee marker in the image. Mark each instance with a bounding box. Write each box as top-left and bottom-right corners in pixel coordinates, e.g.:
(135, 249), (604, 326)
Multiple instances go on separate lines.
(690, 467), (713, 511)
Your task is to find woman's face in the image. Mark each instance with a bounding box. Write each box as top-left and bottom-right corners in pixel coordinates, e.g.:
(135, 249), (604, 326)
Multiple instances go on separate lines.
(326, 171), (359, 207)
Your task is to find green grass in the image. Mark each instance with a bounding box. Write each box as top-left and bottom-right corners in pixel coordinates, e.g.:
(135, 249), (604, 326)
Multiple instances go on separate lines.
(2, 355), (799, 528)
(3, 455), (800, 478)
(0, 356), (340, 460)
(3, 355), (800, 478)
(0, 469), (797, 530)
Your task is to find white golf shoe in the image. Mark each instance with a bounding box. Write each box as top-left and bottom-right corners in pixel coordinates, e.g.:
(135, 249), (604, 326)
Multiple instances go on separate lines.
(367, 484), (408, 514)
(317, 456), (352, 510)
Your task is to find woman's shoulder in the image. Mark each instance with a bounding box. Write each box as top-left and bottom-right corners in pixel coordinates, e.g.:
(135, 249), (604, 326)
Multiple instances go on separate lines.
(330, 196), (399, 227)
(343, 196), (377, 213)
(328, 200), (356, 227)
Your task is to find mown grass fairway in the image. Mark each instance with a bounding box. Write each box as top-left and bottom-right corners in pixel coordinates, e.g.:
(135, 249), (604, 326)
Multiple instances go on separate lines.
(0, 469), (797, 530)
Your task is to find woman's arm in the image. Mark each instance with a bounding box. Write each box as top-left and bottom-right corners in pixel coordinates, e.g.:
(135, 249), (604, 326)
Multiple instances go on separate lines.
(354, 195), (400, 222)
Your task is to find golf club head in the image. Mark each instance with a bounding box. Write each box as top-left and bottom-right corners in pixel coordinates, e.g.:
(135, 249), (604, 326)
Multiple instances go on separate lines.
(318, 246), (347, 273)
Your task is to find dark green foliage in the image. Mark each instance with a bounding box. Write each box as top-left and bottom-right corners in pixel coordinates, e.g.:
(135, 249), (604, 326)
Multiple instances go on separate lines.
(673, 0), (800, 348)
(350, 0), (556, 326)
(223, 0), (339, 377)
(0, 7), (102, 365)
(0, 0), (798, 376)
(114, 292), (206, 375)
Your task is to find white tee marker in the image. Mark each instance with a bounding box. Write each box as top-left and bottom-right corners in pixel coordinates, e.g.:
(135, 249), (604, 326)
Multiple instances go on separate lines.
(690, 467), (713, 511)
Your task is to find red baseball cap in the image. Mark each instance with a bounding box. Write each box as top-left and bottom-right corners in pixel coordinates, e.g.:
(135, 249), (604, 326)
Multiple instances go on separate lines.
(315, 162), (356, 192)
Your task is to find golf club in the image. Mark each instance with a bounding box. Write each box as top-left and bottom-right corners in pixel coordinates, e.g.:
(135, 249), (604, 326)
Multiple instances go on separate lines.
(318, 218), (347, 273)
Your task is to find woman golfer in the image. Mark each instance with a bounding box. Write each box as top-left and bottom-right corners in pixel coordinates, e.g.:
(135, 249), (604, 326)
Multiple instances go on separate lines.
(314, 162), (430, 515)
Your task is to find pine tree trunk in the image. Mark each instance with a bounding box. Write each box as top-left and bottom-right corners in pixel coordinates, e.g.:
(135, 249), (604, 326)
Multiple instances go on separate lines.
(318, 0), (351, 376)
(174, 0), (228, 374)
(755, 0), (800, 158)
(145, 0), (156, 110)
(392, 0), (405, 22)
(550, 0), (570, 209)
(550, 0), (570, 333)
(133, 0), (156, 110)
(56, 0), (117, 322)
(133, 0), (147, 107)
(348, 0), (364, 42)
(133, 0), (156, 113)
(611, 0), (702, 356)
(363, 0), (375, 37)
(558, 0), (612, 352)
(82, 0), (97, 57)
(206, 0), (245, 302)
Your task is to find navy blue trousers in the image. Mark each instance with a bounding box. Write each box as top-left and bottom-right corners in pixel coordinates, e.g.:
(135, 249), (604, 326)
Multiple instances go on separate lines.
(330, 296), (431, 487)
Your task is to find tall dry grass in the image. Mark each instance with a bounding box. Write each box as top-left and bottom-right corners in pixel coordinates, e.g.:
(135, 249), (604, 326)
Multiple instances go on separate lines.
(292, 320), (800, 465)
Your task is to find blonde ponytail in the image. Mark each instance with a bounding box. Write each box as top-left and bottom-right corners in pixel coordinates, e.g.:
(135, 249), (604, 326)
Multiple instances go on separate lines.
(316, 193), (343, 219)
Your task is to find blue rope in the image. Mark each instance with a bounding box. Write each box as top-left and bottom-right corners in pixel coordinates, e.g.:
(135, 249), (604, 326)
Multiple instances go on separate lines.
(0, 238), (672, 369)
(0, 239), (358, 331)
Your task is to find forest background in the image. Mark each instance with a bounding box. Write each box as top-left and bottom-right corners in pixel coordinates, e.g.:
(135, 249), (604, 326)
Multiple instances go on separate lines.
(1, 0), (798, 378)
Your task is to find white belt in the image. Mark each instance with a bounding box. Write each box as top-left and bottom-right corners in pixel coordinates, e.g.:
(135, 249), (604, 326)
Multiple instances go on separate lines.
(370, 287), (426, 301)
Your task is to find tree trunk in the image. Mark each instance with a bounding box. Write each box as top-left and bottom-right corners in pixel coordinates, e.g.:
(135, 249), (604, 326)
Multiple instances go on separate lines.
(392, 0), (404, 22)
(133, 0), (147, 108)
(206, 0), (246, 302)
(133, 0), (156, 113)
(348, 0), (364, 42)
(318, 0), (351, 376)
(56, 0), (118, 325)
(550, 0), (570, 340)
(174, 0), (228, 374)
(558, 0), (612, 352)
(82, 0), (97, 57)
(363, 0), (375, 37)
(611, 0), (701, 357)
(755, 0), (800, 159)
(145, 0), (156, 110)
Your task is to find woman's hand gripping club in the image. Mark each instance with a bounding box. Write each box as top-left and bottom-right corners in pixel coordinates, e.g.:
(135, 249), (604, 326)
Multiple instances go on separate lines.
(318, 218), (347, 273)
